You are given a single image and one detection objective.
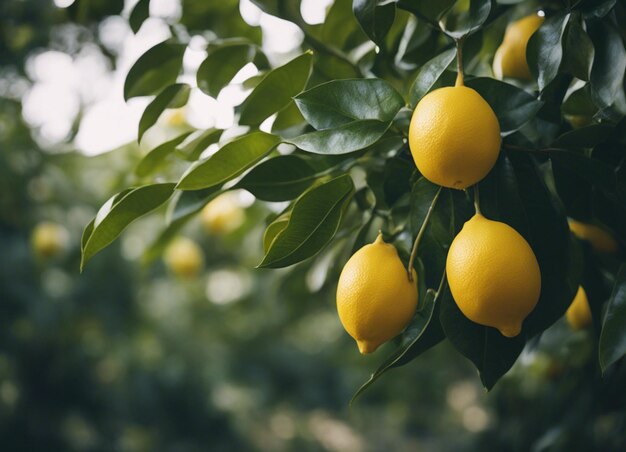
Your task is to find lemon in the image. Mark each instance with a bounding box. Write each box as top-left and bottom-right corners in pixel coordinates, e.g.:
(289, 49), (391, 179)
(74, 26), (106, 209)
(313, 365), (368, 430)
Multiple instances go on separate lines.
(565, 286), (592, 330)
(31, 222), (69, 258)
(493, 13), (544, 80)
(408, 84), (501, 189)
(336, 233), (418, 354)
(565, 114), (592, 129)
(446, 214), (541, 337)
(163, 237), (204, 278)
(201, 193), (245, 234)
(569, 219), (619, 254)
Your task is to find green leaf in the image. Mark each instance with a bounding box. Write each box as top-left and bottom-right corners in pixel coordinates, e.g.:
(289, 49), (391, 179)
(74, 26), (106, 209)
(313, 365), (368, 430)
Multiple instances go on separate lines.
(551, 124), (613, 148)
(81, 183), (176, 270)
(562, 17), (595, 81)
(166, 187), (223, 224)
(589, 21), (626, 109)
(124, 41), (186, 100)
(175, 128), (223, 161)
(600, 264), (626, 372)
(263, 215), (290, 253)
(135, 131), (193, 177)
(287, 120), (391, 154)
(466, 77), (543, 133)
(353, 0), (396, 46)
(138, 83), (190, 143)
(129, 0), (150, 33)
(258, 174), (354, 268)
(294, 78), (404, 130)
(177, 132), (281, 190)
(239, 52), (313, 126)
(197, 42), (256, 97)
(548, 149), (617, 195)
(440, 282), (526, 390)
(409, 48), (457, 106)
(439, 0), (492, 39)
(396, 0), (455, 23)
(236, 155), (317, 201)
(527, 12), (570, 92)
(352, 285), (440, 403)
(272, 101), (306, 137)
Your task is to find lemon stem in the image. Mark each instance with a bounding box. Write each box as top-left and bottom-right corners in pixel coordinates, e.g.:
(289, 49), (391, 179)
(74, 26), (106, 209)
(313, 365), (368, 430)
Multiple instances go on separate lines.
(455, 38), (465, 87)
(407, 186), (442, 282)
(473, 184), (482, 215)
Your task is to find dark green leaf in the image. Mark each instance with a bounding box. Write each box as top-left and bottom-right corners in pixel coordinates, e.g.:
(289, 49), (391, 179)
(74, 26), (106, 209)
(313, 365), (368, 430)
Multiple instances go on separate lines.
(129, 0), (150, 33)
(135, 131), (193, 177)
(295, 78), (404, 129)
(258, 174), (354, 268)
(409, 48), (457, 106)
(263, 215), (290, 253)
(600, 264), (626, 372)
(175, 128), (223, 161)
(527, 12), (570, 92)
(551, 124), (613, 148)
(287, 119), (391, 154)
(197, 43), (256, 97)
(353, 0), (396, 46)
(440, 0), (492, 39)
(138, 83), (190, 142)
(177, 132), (280, 190)
(466, 77), (543, 133)
(81, 183), (176, 270)
(562, 17), (595, 81)
(396, 0), (455, 23)
(124, 41), (186, 100)
(589, 21), (626, 109)
(239, 52), (313, 126)
(236, 155), (317, 201)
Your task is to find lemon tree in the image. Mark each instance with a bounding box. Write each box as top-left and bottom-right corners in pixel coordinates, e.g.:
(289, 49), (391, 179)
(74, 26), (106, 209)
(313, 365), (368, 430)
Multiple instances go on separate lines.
(81, 0), (626, 395)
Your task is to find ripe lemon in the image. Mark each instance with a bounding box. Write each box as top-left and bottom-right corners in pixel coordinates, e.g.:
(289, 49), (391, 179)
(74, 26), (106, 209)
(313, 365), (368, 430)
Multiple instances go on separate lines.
(336, 233), (418, 354)
(569, 219), (619, 254)
(408, 85), (501, 189)
(31, 222), (69, 258)
(565, 286), (592, 330)
(164, 237), (204, 278)
(493, 13), (544, 80)
(446, 214), (541, 337)
(201, 193), (245, 234)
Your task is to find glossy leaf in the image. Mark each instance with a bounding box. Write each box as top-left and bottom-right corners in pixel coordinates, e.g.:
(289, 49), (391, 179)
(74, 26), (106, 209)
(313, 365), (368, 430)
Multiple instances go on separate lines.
(551, 124), (613, 149)
(166, 187), (223, 225)
(258, 175), (354, 268)
(527, 12), (570, 92)
(466, 77), (543, 133)
(129, 0), (150, 33)
(600, 265), (626, 372)
(287, 120), (390, 154)
(353, 0), (396, 46)
(236, 155), (317, 201)
(177, 132), (281, 190)
(439, 0), (492, 39)
(175, 128), (223, 161)
(409, 48), (457, 106)
(239, 52), (313, 126)
(135, 131), (193, 177)
(562, 17), (595, 81)
(197, 43), (256, 97)
(263, 215), (290, 253)
(123, 41), (186, 100)
(81, 183), (176, 270)
(138, 83), (190, 142)
(589, 21), (626, 109)
(294, 78), (404, 130)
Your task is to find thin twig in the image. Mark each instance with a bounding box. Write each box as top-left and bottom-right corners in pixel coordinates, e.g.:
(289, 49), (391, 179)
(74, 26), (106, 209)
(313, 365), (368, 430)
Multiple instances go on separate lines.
(455, 37), (465, 87)
(407, 186), (442, 282)
(473, 184), (481, 215)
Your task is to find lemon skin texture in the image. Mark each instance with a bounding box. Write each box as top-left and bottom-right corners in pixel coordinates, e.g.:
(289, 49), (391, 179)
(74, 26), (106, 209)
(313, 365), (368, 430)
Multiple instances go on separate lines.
(408, 86), (501, 189)
(566, 286), (592, 330)
(31, 222), (69, 258)
(446, 214), (541, 337)
(569, 219), (619, 254)
(493, 14), (544, 80)
(164, 237), (204, 278)
(336, 234), (418, 354)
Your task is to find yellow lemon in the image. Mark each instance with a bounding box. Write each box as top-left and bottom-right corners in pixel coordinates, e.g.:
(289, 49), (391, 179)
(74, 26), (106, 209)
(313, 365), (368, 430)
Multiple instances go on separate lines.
(493, 13), (544, 80)
(565, 114), (592, 129)
(201, 193), (245, 234)
(31, 222), (69, 258)
(569, 219), (619, 254)
(446, 214), (541, 337)
(566, 286), (592, 330)
(408, 85), (501, 189)
(163, 237), (204, 278)
(336, 233), (418, 354)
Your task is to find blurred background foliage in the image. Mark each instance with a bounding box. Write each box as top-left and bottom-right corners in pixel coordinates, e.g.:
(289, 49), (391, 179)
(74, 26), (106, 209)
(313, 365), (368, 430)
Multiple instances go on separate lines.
(1, 0), (625, 451)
